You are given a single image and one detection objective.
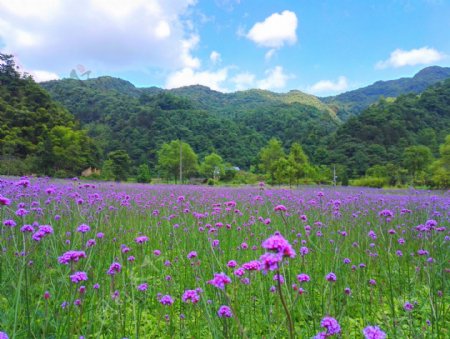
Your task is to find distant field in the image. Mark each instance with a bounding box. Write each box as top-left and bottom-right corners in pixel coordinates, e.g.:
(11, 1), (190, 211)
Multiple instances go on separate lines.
(0, 177), (448, 338)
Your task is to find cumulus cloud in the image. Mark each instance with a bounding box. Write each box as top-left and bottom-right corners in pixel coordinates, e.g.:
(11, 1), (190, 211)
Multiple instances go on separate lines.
(257, 66), (292, 90)
(0, 0), (198, 76)
(165, 67), (228, 91)
(210, 51), (221, 64)
(29, 70), (60, 82)
(376, 47), (445, 69)
(246, 10), (298, 49)
(231, 72), (256, 90)
(308, 76), (348, 94)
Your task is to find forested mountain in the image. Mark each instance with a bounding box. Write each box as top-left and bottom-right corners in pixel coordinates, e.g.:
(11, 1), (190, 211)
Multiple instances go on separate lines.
(326, 79), (450, 178)
(322, 66), (450, 119)
(2, 50), (449, 187)
(0, 54), (98, 176)
(41, 77), (339, 169)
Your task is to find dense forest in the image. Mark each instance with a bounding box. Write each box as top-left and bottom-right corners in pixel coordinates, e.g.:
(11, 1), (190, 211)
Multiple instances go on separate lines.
(1, 53), (449, 187)
(322, 66), (450, 119)
(0, 54), (99, 176)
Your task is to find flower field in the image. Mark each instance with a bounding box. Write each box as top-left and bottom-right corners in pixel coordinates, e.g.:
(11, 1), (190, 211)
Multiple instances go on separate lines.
(0, 177), (449, 338)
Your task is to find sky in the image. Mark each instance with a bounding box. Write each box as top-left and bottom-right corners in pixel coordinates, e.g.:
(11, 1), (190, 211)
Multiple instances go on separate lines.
(1, 0), (449, 95)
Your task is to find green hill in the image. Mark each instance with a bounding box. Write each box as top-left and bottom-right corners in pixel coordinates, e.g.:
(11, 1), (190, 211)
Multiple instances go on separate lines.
(326, 79), (450, 177)
(41, 77), (339, 169)
(0, 54), (98, 176)
(322, 66), (450, 119)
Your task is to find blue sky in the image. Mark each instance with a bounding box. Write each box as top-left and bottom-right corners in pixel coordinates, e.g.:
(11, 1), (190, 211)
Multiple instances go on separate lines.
(1, 0), (449, 95)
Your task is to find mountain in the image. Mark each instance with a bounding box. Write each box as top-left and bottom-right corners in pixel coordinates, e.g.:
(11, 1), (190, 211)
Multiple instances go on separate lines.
(41, 78), (339, 169)
(326, 78), (450, 178)
(322, 66), (450, 119)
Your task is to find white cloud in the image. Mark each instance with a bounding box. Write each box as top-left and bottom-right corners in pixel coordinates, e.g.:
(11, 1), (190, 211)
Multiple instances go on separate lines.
(231, 72), (256, 90)
(376, 47), (445, 69)
(0, 0), (198, 75)
(210, 51), (221, 64)
(29, 70), (60, 82)
(308, 76), (348, 94)
(165, 67), (228, 91)
(246, 10), (298, 48)
(257, 66), (292, 90)
(265, 48), (276, 61)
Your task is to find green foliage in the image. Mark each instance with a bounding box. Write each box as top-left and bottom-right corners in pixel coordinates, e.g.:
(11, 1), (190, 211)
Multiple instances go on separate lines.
(350, 176), (388, 188)
(199, 152), (225, 180)
(258, 138), (285, 183)
(0, 53), (98, 176)
(322, 66), (450, 119)
(157, 140), (198, 182)
(402, 145), (433, 181)
(136, 163), (152, 183)
(41, 77), (338, 171)
(107, 150), (131, 181)
(328, 79), (450, 182)
(431, 135), (450, 188)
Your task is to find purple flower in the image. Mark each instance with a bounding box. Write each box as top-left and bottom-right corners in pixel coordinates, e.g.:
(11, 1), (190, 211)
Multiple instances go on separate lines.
(0, 332), (8, 339)
(159, 295), (174, 305)
(58, 250), (86, 264)
(274, 205), (287, 212)
(326, 272), (337, 282)
(316, 316), (341, 336)
(363, 325), (386, 339)
(262, 233), (296, 258)
(403, 301), (414, 312)
(217, 305), (233, 318)
(3, 219), (16, 227)
(182, 289), (200, 304)
(208, 272), (232, 290)
(259, 252), (282, 272)
(227, 260), (237, 268)
(70, 271), (88, 284)
(187, 251), (197, 259)
(107, 262), (122, 275)
(77, 224), (90, 233)
(241, 260), (261, 271)
(297, 273), (310, 283)
(344, 287), (352, 295)
(20, 225), (34, 233)
(137, 283), (148, 291)
(369, 279), (376, 286)
(299, 246), (309, 256)
(0, 195), (11, 206)
(343, 258), (351, 264)
(135, 236), (149, 244)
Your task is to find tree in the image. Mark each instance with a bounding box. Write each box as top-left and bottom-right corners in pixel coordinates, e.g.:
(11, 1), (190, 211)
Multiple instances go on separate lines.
(136, 163), (151, 183)
(258, 138), (285, 184)
(157, 140), (198, 182)
(431, 135), (450, 188)
(288, 142), (312, 185)
(200, 152), (225, 180)
(107, 150), (131, 181)
(402, 145), (433, 183)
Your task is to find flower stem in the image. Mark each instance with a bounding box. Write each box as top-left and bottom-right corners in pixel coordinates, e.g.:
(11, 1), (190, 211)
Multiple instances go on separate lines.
(277, 269), (294, 339)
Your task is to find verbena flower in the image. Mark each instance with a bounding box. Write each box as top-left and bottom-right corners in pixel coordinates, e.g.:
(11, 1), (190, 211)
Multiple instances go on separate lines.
(107, 262), (122, 275)
(182, 289), (200, 304)
(262, 234), (296, 258)
(58, 250), (86, 264)
(70, 271), (88, 284)
(159, 295), (174, 305)
(217, 305), (232, 318)
(77, 224), (90, 233)
(326, 272), (337, 282)
(208, 273), (231, 290)
(363, 325), (386, 339)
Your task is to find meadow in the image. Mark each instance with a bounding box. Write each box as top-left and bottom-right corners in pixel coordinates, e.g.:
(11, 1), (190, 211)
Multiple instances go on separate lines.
(0, 177), (448, 338)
